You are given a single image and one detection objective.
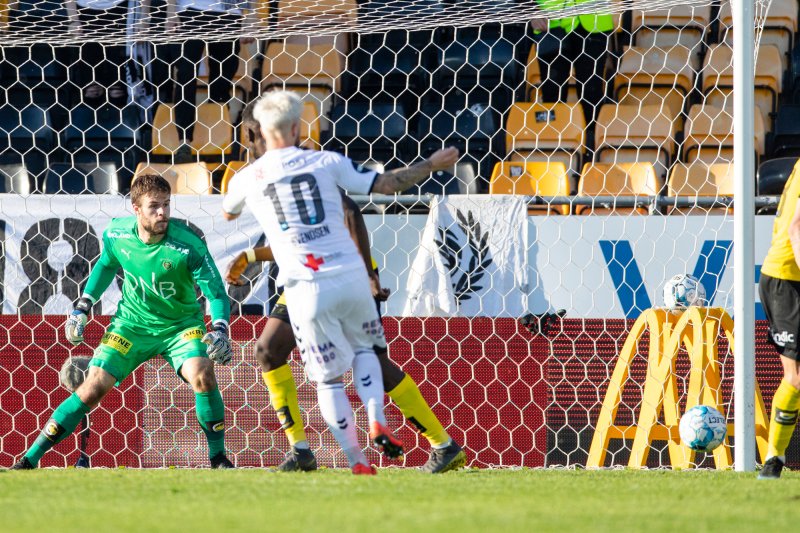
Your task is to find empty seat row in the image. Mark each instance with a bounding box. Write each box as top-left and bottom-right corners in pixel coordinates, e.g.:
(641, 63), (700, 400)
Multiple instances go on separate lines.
(505, 101), (765, 180)
(487, 160), (739, 215)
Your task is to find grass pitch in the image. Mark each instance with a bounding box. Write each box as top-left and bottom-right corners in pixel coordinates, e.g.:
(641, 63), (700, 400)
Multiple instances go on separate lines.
(0, 467), (795, 532)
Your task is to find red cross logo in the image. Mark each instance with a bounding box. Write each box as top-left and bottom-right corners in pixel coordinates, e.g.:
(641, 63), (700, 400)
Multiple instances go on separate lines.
(303, 254), (325, 271)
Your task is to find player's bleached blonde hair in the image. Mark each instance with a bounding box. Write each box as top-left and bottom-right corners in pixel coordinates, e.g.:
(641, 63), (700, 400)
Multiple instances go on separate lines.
(252, 90), (303, 135)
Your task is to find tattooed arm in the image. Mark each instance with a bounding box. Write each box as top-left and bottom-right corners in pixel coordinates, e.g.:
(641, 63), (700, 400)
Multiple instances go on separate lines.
(370, 147), (460, 194)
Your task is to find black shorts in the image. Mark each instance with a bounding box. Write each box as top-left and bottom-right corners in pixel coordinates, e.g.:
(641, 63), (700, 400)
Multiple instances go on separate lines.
(759, 273), (800, 360)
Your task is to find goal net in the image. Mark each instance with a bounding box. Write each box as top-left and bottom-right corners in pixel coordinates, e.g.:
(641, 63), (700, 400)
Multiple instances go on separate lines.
(0, 0), (787, 469)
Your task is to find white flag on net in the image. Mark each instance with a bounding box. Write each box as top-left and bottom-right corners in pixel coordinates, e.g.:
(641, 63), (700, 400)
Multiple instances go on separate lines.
(402, 195), (528, 317)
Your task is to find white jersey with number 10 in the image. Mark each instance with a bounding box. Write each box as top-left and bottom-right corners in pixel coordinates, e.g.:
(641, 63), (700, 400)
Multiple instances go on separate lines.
(223, 147), (378, 286)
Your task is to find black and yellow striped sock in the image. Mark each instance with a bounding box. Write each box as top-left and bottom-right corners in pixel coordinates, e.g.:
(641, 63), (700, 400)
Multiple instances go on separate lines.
(768, 379), (800, 459)
(263, 364), (307, 446)
(388, 374), (451, 448)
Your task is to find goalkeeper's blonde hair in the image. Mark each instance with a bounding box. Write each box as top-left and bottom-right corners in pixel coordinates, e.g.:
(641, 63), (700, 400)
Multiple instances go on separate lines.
(252, 90), (303, 136)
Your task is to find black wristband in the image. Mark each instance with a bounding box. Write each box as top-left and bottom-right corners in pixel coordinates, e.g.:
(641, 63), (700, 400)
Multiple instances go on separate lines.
(74, 297), (93, 314)
(212, 321), (229, 334)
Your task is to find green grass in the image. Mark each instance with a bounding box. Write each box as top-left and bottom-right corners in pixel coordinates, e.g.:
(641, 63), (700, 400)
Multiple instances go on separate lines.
(0, 467), (797, 532)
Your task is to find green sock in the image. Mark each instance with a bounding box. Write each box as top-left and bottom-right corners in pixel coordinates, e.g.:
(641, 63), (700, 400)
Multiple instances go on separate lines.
(25, 393), (90, 466)
(195, 389), (226, 458)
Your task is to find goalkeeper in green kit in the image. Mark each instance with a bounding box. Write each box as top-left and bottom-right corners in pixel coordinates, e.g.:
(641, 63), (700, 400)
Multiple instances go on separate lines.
(11, 174), (235, 470)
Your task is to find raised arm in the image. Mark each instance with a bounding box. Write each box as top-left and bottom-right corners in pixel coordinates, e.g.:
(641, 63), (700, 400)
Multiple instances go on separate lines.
(370, 147), (460, 194)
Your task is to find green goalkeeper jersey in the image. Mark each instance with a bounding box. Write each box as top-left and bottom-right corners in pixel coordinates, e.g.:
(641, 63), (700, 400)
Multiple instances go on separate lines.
(82, 217), (230, 330)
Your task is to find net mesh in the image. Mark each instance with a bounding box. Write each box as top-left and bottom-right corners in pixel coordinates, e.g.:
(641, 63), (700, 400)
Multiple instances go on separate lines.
(0, 0), (790, 468)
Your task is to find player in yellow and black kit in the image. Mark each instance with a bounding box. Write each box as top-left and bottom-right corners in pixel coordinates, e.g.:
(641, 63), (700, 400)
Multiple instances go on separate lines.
(222, 99), (466, 474)
(758, 160), (800, 479)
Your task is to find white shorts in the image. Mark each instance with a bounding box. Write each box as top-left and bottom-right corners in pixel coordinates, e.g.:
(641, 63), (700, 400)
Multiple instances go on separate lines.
(283, 270), (387, 382)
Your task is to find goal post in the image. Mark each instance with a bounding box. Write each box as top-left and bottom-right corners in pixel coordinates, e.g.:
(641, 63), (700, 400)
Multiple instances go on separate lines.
(0, 0), (777, 469)
(733, 0), (757, 473)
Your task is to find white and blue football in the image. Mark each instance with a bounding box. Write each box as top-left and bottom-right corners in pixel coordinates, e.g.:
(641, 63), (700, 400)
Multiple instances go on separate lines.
(663, 274), (706, 312)
(679, 405), (727, 452)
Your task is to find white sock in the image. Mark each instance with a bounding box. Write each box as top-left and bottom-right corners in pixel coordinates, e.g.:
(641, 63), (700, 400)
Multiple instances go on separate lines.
(317, 381), (366, 468)
(353, 351), (386, 426)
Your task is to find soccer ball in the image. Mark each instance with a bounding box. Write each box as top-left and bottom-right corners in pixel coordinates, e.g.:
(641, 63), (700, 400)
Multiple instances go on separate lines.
(679, 405), (727, 452)
(662, 274), (706, 311)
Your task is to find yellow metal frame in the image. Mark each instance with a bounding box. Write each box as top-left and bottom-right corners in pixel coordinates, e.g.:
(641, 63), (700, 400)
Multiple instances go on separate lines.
(587, 307), (769, 469)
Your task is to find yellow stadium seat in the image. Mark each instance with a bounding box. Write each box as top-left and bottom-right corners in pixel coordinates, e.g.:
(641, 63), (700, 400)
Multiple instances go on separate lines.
(667, 161), (734, 215)
(250, 1), (269, 24)
(630, 5), (710, 50)
(261, 41), (345, 97)
(133, 162), (212, 194)
(505, 102), (585, 177)
(489, 161), (570, 215)
(614, 45), (696, 120)
(594, 103), (677, 178)
(276, 0), (358, 28)
(682, 104), (765, 164)
(576, 162), (661, 215)
(300, 101), (321, 150)
(719, 0), (796, 69)
(151, 103), (233, 158)
(701, 44), (782, 127)
(221, 160), (249, 194)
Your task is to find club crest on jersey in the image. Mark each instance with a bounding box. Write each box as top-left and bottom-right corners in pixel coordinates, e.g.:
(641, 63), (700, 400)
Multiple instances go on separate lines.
(162, 260), (173, 271)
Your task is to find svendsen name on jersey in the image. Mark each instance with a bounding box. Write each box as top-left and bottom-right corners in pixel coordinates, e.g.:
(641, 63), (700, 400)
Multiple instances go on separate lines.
(292, 224), (331, 245)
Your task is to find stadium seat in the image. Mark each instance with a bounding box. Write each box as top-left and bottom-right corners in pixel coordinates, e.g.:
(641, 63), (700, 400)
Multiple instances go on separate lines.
(408, 162), (480, 196)
(719, 0), (796, 69)
(430, 25), (519, 114)
(682, 104), (765, 164)
(62, 104), (139, 185)
(701, 44), (782, 127)
(151, 102), (233, 158)
(523, 43), (579, 104)
(667, 161), (734, 215)
(770, 104), (800, 158)
(260, 41), (346, 97)
(221, 160), (249, 194)
(327, 101), (410, 165)
(0, 104), (55, 185)
(276, 0), (358, 28)
(340, 29), (434, 111)
(0, 44), (68, 109)
(133, 162), (212, 194)
(576, 162), (661, 215)
(197, 39), (260, 97)
(505, 102), (586, 179)
(0, 163), (31, 194)
(594, 103), (677, 179)
(614, 46), (696, 121)
(43, 162), (120, 194)
(300, 101), (321, 150)
(630, 5), (710, 51)
(417, 100), (499, 184)
(757, 157), (798, 196)
(489, 161), (570, 215)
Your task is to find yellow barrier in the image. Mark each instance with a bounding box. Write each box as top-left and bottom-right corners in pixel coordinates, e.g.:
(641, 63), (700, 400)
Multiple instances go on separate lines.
(587, 307), (769, 469)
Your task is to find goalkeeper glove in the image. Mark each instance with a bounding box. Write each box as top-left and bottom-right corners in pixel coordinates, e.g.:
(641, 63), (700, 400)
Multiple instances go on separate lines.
(519, 310), (566, 338)
(65, 297), (92, 346)
(202, 321), (233, 365)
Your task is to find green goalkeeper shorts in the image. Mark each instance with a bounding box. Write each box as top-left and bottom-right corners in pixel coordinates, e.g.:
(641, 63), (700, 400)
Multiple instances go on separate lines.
(89, 319), (208, 385)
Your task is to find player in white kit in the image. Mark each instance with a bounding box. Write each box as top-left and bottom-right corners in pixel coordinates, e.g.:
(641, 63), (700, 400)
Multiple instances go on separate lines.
(222, 90), (459, 474)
